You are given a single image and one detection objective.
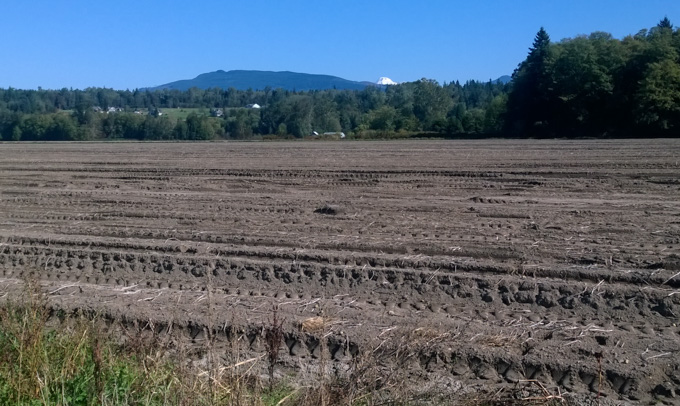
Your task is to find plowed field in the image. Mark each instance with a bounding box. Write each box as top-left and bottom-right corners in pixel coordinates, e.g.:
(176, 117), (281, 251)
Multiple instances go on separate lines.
(1, 140), (679, 403)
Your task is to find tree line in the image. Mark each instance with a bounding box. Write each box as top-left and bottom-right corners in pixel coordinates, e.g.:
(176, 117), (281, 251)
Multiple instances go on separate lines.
(507, 17), (680, 137)
(1, 19), (678, 141)
(0, 80), (507, 141)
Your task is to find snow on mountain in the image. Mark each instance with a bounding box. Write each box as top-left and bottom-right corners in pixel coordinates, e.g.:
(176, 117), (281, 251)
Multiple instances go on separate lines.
(376, 77), (398, 85)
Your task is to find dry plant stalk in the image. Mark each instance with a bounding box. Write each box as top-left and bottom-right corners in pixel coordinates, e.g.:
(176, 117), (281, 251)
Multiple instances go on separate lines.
(206, 260), (216, 402)
(518, 379), (566, 403)
(319, 308), (329, 406)
(264, 305), (284, 391)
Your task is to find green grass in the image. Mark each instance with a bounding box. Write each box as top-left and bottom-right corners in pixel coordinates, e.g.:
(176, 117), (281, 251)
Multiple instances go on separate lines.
(0, 280), (292, 405)
(0, 287), (175, 405)
(157, 107), (208, 121)
(157, 107), (250, 121)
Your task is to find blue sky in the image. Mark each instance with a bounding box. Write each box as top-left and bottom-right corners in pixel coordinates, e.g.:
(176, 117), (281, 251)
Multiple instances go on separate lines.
(1, 0), (678, 90)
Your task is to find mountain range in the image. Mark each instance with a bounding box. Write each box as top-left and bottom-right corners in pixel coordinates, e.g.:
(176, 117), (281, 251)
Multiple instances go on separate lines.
(149, 70), (368, 91)
(148, 70), (509, 91)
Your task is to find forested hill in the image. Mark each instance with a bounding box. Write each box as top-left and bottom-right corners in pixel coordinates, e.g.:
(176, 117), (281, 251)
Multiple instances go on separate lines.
(1, 19), (679, 141)
(149, 70), (368, 91)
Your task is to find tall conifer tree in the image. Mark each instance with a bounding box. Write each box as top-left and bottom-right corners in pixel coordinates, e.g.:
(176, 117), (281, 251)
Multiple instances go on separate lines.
(505, 27), (557, 137)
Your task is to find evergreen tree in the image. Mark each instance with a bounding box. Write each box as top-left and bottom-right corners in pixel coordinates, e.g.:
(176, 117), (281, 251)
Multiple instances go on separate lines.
(505, 27), (558, 137)
(658, 16), (673, 30)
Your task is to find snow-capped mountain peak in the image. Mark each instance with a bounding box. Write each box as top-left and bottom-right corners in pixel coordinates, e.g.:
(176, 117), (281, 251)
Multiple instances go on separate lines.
(376, 77), (398, 85)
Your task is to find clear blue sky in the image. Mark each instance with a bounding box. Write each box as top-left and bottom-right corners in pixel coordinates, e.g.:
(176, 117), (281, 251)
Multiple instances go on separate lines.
(1, 0), (678, 90)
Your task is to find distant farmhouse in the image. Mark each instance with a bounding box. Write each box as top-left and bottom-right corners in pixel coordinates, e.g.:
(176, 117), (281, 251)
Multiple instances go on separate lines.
(245, 103), (261, 109)
(210, 108), (224, 117)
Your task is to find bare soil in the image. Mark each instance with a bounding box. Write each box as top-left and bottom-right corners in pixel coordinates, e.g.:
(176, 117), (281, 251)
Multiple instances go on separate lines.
(1, 139), (679, 404)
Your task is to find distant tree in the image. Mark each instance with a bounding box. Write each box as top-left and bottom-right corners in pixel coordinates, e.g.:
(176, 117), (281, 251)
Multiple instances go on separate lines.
(368, 105), (397, 132)
(461, 108), (485, 133)
(143, 115), (174, 140)
(102, 113), (144, 139)
(505, 27), (558, 137)
(483, 94), (507, 133)
(226, 109), (257, 139)
(185, 113), (215, 140)
(261, 95), (313, 137)
(358, 87), (387, 112)
(286, 96), (313, 137)
(72, 101), (94, 125)
(658, 16), (673, 29)
(312, 93), (341, 132)
(412, 78), (452, 131)
(49, 114), (79, 140)
(551, 36), (614, 135)
(173, 119), (188, 139)
(11, 126), (22, 141)
(20, 115), (51, 140)
(635, 58), (680, 131)
(276, 123), (288, 137)
(386, 84), (414, 118)
(0, 111), (22, 141)
(626, 18), (680, 133)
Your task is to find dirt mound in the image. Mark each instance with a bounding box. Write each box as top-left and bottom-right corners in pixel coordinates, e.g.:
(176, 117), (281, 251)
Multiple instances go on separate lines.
(314, 204), (344, 215)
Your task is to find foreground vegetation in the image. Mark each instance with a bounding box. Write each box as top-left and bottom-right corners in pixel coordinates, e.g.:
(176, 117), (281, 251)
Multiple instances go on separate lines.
(0, 278), (582, 405)
(0, 18), (678, 141)
(0, 280), (283, 406)
(0, 280), (423, 406)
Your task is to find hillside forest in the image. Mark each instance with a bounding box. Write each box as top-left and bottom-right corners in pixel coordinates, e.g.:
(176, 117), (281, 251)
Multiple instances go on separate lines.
(1, 19), (679, 141)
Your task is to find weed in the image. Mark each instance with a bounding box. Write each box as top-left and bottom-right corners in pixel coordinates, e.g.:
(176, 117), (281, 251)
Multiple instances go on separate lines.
(0, 278), (234, 405)
(264, 305), (285, 392)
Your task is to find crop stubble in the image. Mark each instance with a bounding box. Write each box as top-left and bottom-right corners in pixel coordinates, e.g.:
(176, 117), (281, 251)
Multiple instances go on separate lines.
(0, 139), (679, 402)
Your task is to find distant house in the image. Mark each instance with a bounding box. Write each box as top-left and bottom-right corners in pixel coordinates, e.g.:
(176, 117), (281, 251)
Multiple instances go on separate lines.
(148, 107), (163, 117)
(323, 132), (346, 139)
(210, 108), (224, 117)
(245, 103), (261, 109)
(106, 107), (123, 114)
